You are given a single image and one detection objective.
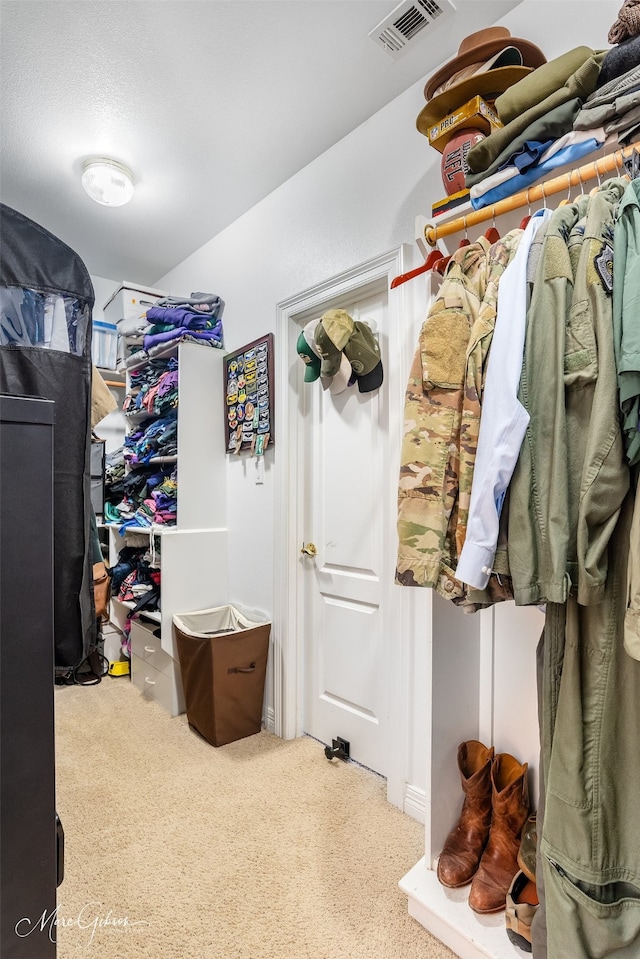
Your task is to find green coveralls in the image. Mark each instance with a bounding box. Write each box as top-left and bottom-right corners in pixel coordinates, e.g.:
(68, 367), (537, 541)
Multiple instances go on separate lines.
(511, 180), (639, 958)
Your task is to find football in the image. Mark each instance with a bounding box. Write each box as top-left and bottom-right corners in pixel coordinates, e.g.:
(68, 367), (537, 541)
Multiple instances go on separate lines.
(440, 128), (486, 195)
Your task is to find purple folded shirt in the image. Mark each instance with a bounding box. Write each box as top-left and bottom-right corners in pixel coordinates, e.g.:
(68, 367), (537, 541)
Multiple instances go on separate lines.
(156, 370), (179, 397)
(151, 491), (177, 510)
(143, 327), (223, 350)
(146, 306), (219, 330)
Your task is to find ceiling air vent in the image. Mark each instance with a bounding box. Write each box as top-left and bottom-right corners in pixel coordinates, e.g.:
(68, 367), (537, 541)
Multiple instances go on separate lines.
(369, 0), (456, 60)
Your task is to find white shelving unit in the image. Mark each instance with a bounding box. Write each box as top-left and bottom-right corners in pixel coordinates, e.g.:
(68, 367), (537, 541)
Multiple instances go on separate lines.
(106, 339), (229, 715)
(399, 542), (544, 959)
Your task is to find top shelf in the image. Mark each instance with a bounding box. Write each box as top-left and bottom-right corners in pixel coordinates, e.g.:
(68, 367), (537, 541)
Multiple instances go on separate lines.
(97, 522), (167, 535)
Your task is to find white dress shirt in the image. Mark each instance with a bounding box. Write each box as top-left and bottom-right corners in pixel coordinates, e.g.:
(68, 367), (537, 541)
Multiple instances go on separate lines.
(455, 207), (553, 590)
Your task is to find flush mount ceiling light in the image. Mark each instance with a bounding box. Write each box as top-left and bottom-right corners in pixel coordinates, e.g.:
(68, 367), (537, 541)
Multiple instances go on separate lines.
(81, 157), (134, 207)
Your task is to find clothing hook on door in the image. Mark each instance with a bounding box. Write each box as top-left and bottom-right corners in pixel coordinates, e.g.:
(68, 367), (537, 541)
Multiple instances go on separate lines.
(390, 246), (446, 288)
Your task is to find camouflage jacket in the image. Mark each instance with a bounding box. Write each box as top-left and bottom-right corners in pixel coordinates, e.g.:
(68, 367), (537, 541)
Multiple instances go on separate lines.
(456, 230), (524, 559)
(396, 237), (490, 591)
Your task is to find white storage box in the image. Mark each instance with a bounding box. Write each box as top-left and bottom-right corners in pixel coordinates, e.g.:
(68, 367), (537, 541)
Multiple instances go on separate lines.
(91, 320), (118, 369)
(103, 282), (166, 335)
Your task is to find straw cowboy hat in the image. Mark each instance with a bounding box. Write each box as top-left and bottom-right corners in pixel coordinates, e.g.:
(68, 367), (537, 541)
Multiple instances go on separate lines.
(417, 27), (546, 135)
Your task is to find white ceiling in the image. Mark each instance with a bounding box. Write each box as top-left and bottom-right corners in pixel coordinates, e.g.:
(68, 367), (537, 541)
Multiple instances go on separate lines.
(1, 0), (520, 285)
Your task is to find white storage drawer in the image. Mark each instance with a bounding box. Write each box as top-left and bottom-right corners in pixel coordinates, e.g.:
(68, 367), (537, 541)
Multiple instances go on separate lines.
(130, 618), (172, 676)
(130, 616), (185, 716)
(131, 653), (186, 717)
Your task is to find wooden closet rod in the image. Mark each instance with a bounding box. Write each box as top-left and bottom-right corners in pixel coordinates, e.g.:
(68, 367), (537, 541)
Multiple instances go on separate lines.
(424, 141), (640, 247)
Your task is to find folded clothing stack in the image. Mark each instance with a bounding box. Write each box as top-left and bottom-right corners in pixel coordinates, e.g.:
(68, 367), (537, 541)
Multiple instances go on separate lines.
(123, 414), (177, 467)
(104, 446), (125, 489)
(465, 18), (640, 211)
(123, 357), (179, 418)
(465, 47), (609, 210)
(109, 545), (161, 623)
(128, 475), (178, 529)
(122, 291), (225, 366)
(574, 35), (640, 145)
(104, 461), (178, 529)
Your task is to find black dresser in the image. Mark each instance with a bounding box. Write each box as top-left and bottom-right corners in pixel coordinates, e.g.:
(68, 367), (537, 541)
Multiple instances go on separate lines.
(0, 394), (58, 958)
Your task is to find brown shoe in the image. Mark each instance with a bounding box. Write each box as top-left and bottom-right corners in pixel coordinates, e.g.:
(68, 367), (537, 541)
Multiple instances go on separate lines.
(517, 813), (537, 883)
(468, 752), (530, 914)
(436, 741), (494, 888)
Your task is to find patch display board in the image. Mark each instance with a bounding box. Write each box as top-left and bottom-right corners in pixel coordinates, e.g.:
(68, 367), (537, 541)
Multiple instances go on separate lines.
(224, 333), (274, 454)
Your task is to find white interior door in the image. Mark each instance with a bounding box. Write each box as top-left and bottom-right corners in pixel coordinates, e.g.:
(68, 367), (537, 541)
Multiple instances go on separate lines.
(302, 288), (391, 776)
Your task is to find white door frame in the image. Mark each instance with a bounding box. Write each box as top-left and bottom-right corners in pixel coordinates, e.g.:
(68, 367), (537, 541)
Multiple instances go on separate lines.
(273, 246), (415, 809)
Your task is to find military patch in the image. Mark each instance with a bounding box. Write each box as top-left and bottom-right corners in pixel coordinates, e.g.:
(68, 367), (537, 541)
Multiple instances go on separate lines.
(594, 242), (613, 294)
(623, 146), (640, 180)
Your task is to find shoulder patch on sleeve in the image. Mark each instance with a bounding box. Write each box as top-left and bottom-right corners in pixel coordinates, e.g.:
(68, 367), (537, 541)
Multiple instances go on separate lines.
(594, 241), (614, 294)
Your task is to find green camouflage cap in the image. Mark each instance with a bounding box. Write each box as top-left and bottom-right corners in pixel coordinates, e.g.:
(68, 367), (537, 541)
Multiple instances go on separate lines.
(314, 320), (342, 376)
(345, 321), (383, 391)
(320, 308), (354, 350)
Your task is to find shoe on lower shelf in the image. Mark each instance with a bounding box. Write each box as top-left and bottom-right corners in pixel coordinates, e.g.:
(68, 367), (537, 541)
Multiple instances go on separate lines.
(505, 869), (538, 953)
(518, 812), (537, 882)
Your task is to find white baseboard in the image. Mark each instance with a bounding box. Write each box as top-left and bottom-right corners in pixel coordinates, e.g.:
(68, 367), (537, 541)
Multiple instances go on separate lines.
(404, 784), (426, 824)
(265, 707), (276, 733)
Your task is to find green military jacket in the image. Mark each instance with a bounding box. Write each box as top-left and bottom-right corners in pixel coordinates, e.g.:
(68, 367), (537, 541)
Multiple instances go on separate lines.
(612, 178), (640, 466)
(509, 180), (629, 606)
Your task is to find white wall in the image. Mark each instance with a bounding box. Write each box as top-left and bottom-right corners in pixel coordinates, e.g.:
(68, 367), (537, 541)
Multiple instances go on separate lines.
(155, 52), (437, 628)
(154, 1), (620, 795)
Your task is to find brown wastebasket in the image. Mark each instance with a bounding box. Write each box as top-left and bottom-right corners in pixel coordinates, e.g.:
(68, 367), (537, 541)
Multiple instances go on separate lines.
(173, 605), (270, 747)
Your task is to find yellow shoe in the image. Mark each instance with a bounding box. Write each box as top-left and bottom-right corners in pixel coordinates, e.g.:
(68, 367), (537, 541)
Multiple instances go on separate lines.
(108, 660), (130, 677)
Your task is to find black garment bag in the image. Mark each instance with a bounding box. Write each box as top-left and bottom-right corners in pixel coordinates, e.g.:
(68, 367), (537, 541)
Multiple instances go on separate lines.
(0, 203), (96, 675)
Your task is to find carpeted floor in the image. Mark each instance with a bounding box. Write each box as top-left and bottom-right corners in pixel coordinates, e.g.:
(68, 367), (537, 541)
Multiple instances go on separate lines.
(54, 678), (455, 959)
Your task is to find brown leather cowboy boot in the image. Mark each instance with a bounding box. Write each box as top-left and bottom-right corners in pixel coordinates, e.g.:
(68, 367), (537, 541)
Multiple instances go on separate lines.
(468, 752), (530, 914)
(437, 741), (494, 888)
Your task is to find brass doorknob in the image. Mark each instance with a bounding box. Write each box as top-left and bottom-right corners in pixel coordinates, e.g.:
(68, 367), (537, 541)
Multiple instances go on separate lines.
(301, 542), (317, 557)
